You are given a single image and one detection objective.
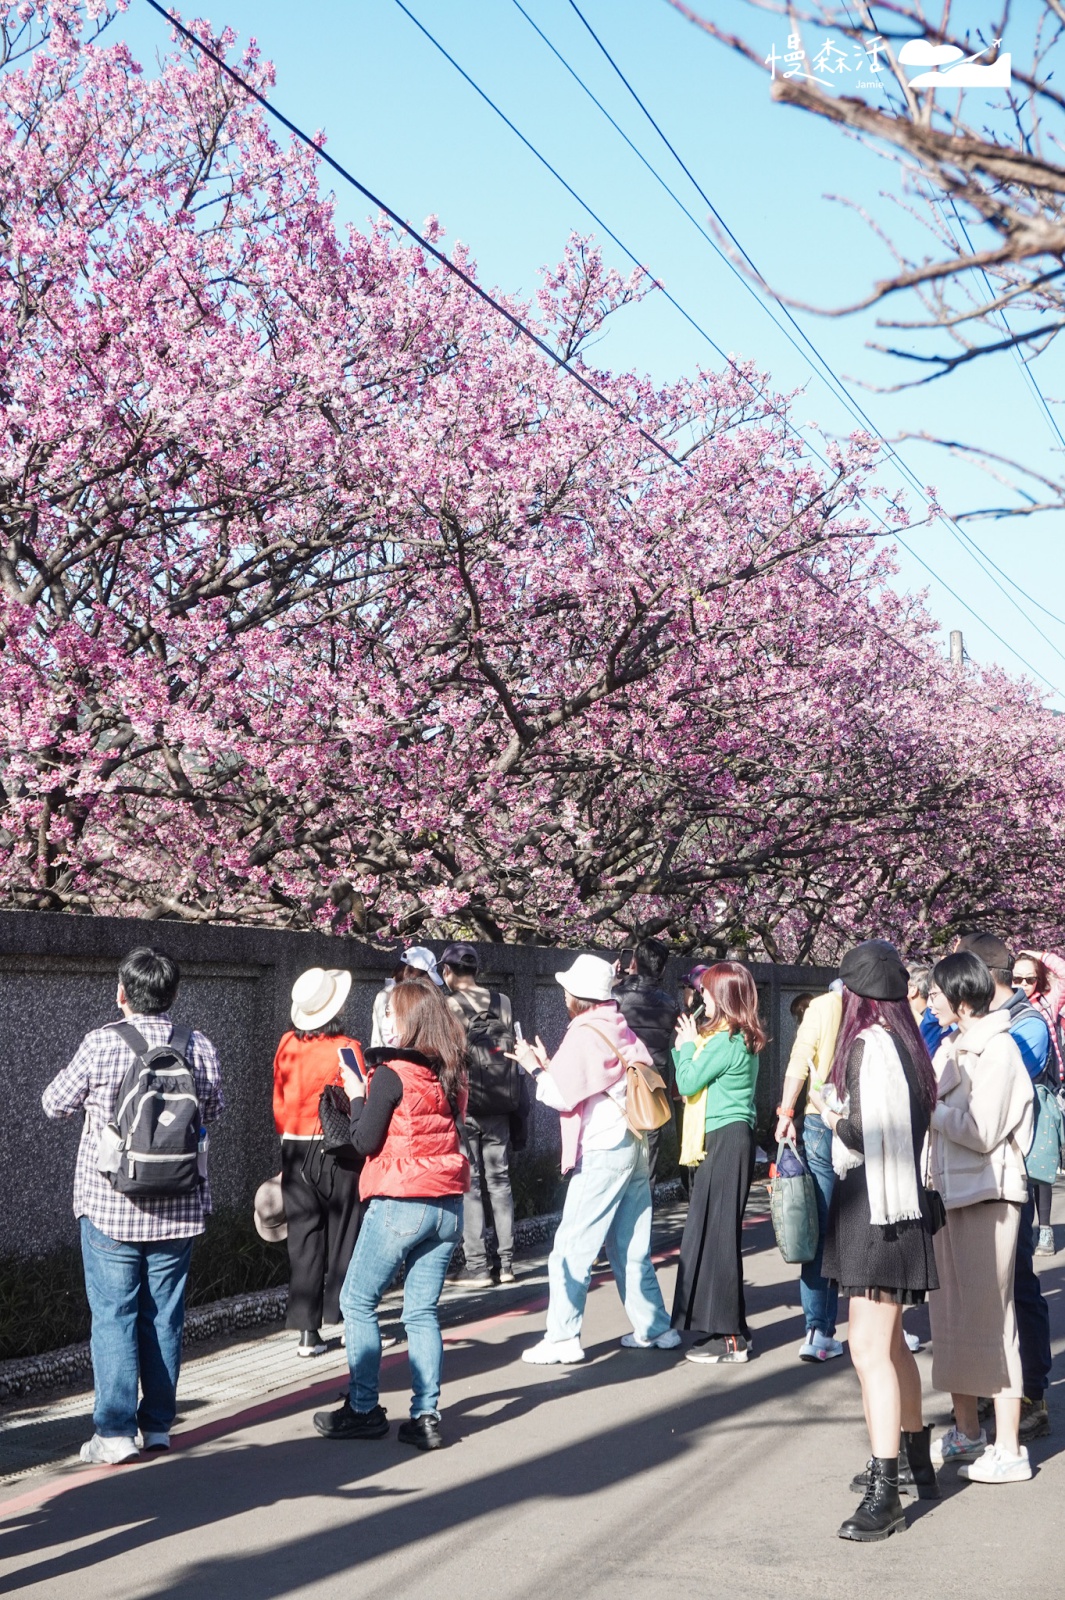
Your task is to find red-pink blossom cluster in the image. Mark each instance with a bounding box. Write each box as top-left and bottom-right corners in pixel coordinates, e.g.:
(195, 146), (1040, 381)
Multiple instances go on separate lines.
(1, 4), (1063, 960)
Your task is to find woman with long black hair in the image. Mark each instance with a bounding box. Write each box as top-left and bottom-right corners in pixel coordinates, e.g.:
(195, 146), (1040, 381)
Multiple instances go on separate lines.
(312, 977), (469, 1452)
(814, 940), (940, 1543)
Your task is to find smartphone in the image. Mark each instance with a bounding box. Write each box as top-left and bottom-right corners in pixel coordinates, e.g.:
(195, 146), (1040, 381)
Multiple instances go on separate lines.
(338, 1046), (364, 1082)
(689, 1003), (705, 1022)
(514, 1020), (524, 1042)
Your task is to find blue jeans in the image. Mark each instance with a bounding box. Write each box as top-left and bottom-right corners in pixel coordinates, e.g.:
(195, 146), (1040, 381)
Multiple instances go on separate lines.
(339, 1196), (462, 1418)
(546, 1136), (671, 1343)
(79, 1216), (193, 1438)
(799, 1115), (838, 1338)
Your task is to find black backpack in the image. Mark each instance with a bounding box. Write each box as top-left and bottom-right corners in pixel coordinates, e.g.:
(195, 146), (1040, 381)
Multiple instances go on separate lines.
(101, 1023), (201, 1197)
(457, 992), (521, 1117)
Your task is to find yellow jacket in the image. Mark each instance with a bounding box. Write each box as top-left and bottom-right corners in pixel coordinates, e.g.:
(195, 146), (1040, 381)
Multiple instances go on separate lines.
(784, 991), (842, 1097)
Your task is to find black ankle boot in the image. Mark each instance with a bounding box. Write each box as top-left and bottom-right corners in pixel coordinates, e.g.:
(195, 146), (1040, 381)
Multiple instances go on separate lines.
(849, 1440), (914, 1495)
(838, 1457), (906, 1542)
(901, 1424), (940, 1500)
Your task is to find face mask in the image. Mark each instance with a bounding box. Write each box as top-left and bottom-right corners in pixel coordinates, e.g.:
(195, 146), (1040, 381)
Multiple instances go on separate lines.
(382, 1016), (399, 1047)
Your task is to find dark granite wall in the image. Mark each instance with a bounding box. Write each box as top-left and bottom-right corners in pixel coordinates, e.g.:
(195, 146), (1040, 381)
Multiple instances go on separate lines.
(0, 911), (834, 1256)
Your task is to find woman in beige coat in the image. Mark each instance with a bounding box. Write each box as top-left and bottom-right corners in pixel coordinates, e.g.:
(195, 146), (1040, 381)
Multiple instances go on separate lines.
(927, 951), (1035, 1484)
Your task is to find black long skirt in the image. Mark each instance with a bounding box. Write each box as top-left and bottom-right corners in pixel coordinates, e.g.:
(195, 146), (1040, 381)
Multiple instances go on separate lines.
(671, 1119), (754, 1338)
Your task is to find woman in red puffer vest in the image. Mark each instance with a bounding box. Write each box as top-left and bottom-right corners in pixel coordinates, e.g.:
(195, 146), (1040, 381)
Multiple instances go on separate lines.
(313, 977), (469, 1453)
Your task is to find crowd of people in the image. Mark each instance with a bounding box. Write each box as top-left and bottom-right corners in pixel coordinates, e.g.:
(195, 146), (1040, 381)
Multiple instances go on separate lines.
(39, 925), (1064, 1543)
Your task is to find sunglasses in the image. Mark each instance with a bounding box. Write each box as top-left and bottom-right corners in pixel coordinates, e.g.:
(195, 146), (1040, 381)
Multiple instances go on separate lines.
(1013, 974), (1038, 987)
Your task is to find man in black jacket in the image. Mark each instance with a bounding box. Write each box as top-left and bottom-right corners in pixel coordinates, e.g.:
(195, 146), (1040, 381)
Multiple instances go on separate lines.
(616, 938), (681, 1195)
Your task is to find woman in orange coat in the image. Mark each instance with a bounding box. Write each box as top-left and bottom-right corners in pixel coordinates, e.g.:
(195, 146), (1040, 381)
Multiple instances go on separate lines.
(274, 967), (366, 1357)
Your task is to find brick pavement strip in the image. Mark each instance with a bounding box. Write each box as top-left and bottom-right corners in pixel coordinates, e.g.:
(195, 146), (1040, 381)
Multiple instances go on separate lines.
(0, 1199), (1062, 1599)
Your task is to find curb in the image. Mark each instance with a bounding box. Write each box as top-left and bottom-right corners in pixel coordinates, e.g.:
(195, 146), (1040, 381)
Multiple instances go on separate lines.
(0, 1178), (688, 1403)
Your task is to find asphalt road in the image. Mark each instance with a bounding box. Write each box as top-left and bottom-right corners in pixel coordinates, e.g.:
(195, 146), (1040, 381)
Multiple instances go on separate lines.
(1, 1199), (1063, 1600)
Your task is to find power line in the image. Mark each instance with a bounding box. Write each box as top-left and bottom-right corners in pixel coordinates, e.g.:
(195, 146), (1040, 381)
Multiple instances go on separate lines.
(392, 0), (1064, 696)
(561, 0), (1065, 671)
(135, 1), (1044, 716)
(139, 1), (684, 472)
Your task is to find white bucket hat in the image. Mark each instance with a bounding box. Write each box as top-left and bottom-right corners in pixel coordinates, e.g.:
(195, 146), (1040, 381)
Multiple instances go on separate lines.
(290, 967), (352, 1029)
(555, 953), (616, 1004)
(253, 1174), (287, 1243)
(401, 945), (444, 987)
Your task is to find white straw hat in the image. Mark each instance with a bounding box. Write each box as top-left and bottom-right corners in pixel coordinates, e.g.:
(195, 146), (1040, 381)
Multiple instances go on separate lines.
(401, 945), (444, 987)
(290, 966), (352, 1029)
(555, 953), (616, 1004)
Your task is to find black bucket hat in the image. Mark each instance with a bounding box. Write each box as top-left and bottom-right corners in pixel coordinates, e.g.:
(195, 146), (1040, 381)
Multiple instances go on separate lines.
(839, 939), (909, 1002)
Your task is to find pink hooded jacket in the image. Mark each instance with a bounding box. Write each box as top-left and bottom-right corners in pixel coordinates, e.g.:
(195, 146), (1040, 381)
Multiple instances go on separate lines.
(540, 1003), (652, 1173)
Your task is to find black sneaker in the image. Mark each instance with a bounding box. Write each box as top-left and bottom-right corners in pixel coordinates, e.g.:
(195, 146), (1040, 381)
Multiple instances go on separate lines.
(398, 1413), (445, 1451)
(685, 1335), (750, 1365)
(298, 1329), (327, 1358)
(313, 1398), (389, 1440)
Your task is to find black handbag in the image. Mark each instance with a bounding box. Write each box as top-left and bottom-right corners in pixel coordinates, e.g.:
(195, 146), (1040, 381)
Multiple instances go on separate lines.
(925, 1187), (947, 1235)
(317, 1084), (361, 1172)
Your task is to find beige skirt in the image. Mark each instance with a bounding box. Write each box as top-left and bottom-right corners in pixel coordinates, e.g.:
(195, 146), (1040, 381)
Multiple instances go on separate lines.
(929, 1199), (1022, 1398)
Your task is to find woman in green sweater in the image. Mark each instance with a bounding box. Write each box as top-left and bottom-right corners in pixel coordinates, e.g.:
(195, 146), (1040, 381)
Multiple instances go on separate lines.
(671, 962), (764, 1363)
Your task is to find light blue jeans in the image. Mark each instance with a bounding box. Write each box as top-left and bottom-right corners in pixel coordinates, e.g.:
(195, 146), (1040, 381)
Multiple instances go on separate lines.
(800, 1114), (839, 1338)
(546, 1136), (671, 1343)
(339, 1195), (462, 1418)
(79, 1216), (193, 1438)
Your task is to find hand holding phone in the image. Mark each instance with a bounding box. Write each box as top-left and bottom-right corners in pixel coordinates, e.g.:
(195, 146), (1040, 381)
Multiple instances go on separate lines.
(338, 1046), (363, 1082)
(337, 1046), (366, 1101)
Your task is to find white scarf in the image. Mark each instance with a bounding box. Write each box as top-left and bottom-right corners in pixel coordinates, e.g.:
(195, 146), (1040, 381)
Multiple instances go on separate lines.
(831, 1025), (922, 1226)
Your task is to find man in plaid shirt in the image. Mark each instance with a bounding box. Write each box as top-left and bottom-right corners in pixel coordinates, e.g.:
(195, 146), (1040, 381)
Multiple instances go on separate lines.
(43, 947), (224, 1466)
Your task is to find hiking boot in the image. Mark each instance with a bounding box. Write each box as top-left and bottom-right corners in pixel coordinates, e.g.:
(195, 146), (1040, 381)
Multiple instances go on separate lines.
(799, 1330), (843, 1362)
(685, 1334), (750, 1364)
(1019, 1397), (1050, 1442)
(522, 1336), (584, 1365)
(312, 1399), (389, 1440)
(838, 1457), (906, 1542)
(932, 1425), (987, 1465)
(1035, 1226), (1055, 1257)
(398, 1413), (445, 1451)
(79, 1434), (140, 1466)
(297, 1330), (327, 1358)
(620, 1328), (682, 1349)
(960, 1444), (1032, 1484)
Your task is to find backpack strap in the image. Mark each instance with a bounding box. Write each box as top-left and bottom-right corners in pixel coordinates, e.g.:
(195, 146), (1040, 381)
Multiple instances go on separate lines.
(494, 992), (513, 1029)
(112, 1022), (151, 1060)
(169, 1024), (193, 1062)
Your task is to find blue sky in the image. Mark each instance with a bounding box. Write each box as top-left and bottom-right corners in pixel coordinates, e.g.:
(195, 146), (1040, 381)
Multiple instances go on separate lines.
(111, 0), (1065, 705)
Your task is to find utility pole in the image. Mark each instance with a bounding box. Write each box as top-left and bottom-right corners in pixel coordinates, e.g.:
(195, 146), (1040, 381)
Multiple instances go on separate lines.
(950, 629), (964, 668)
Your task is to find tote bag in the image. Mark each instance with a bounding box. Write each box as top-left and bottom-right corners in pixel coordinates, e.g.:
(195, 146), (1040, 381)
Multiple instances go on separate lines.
(1025, 1084), (1064, 1185)
(769, 1138), (819, 1264)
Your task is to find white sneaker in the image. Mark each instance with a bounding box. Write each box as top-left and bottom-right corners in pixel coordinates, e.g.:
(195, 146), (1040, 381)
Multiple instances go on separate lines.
(620, 1329), (682, 1349)
(521, 1336), (584, 1365)
(799, 1329), (843, 1362)
(904, 1330), (922, 1353)
(79, 1434), (140, 1466)
(960, 1444), (1032, 1483)
(138, 1432), (170, 1451)
(931, 1425), (987, 1465)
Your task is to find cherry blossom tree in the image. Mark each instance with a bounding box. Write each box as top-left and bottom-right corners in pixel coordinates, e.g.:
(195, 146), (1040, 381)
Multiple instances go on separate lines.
(2, 1), (1064, 959)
